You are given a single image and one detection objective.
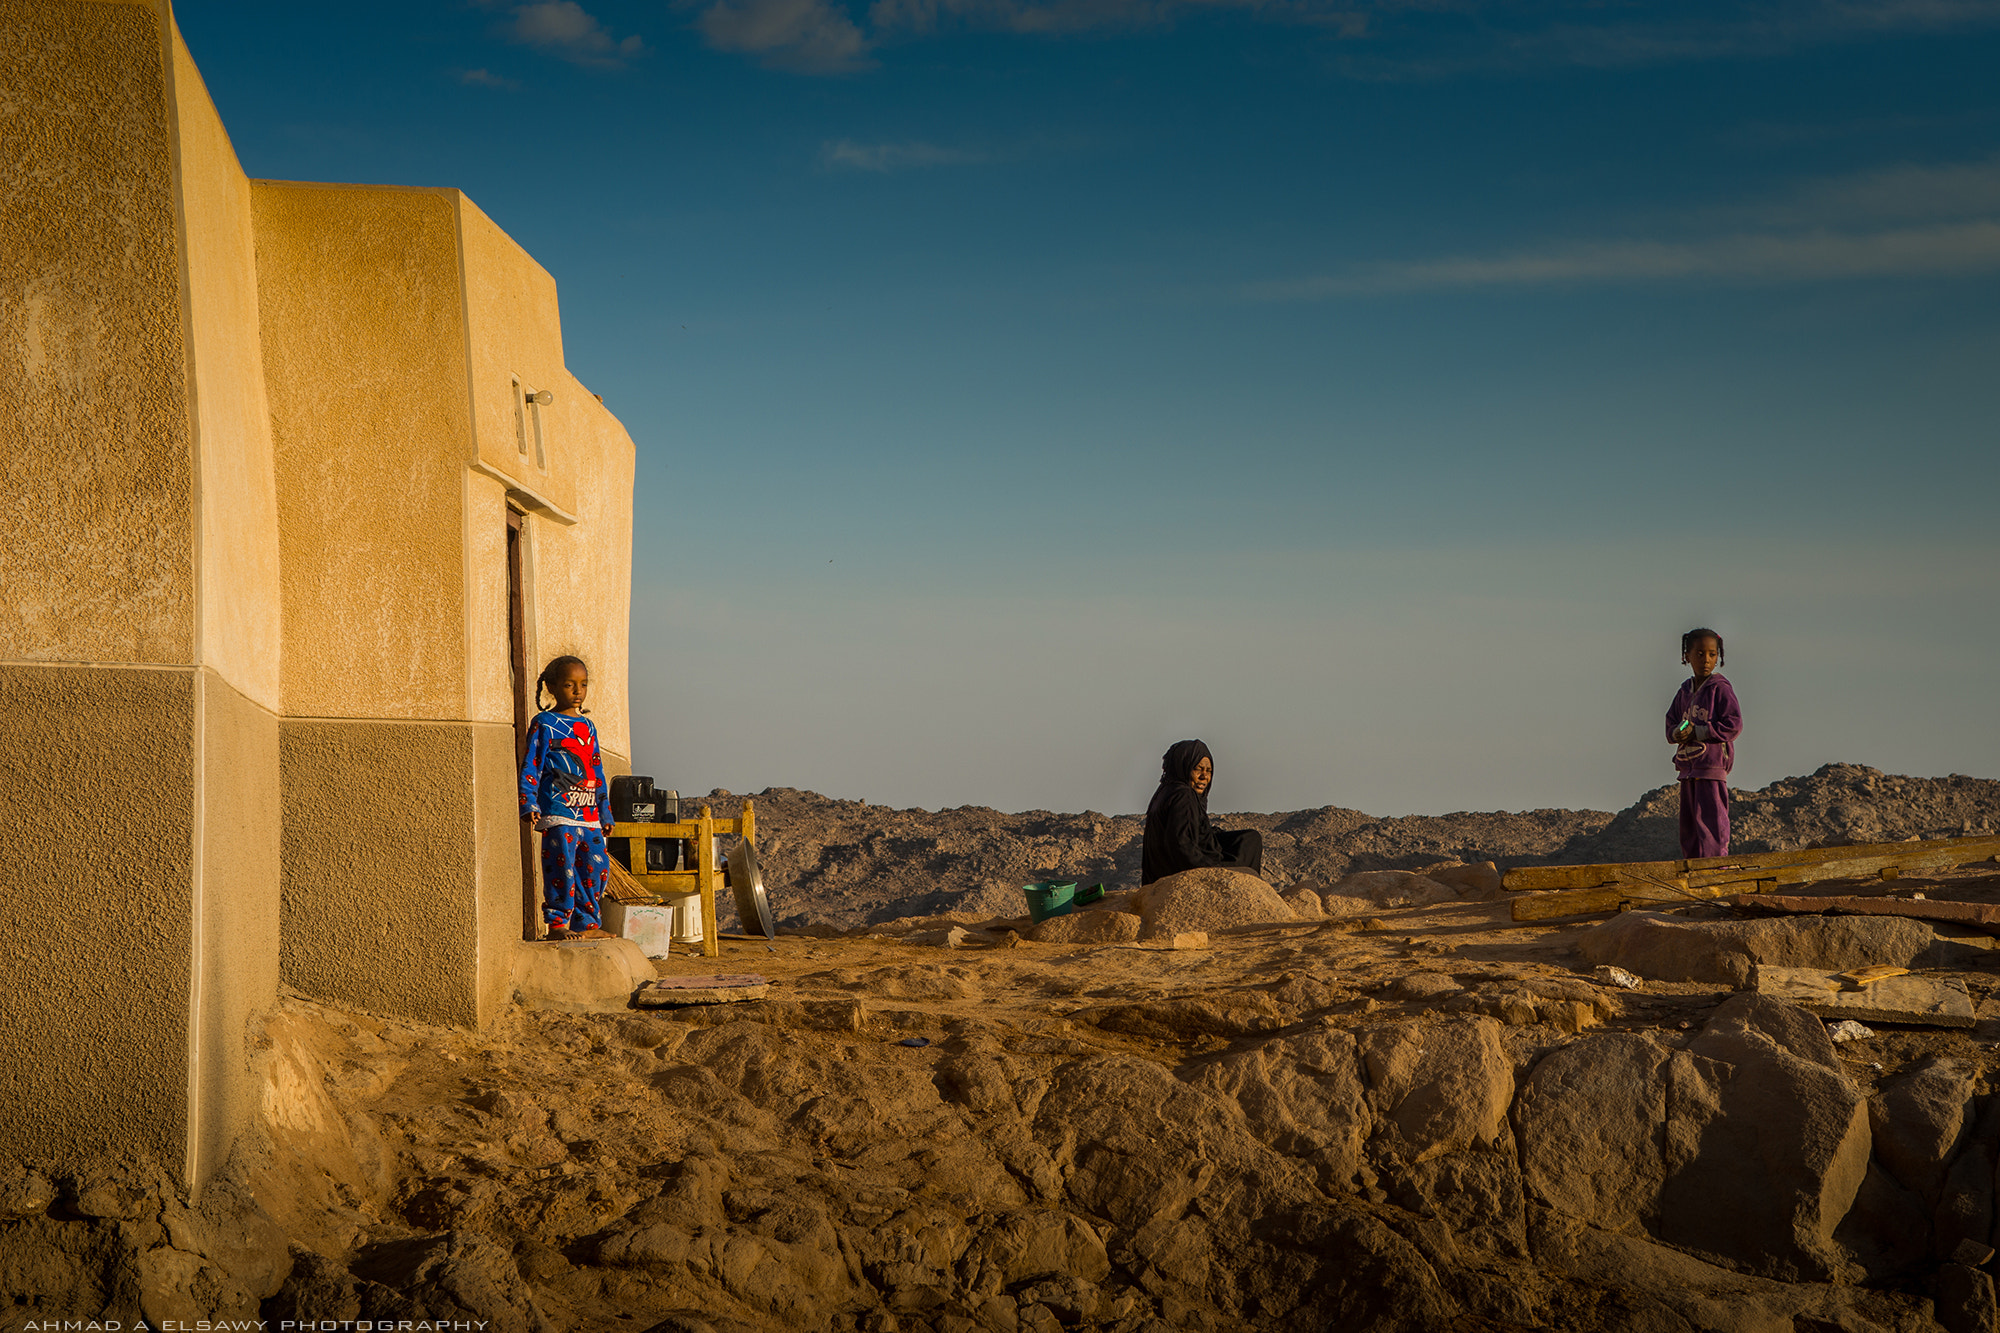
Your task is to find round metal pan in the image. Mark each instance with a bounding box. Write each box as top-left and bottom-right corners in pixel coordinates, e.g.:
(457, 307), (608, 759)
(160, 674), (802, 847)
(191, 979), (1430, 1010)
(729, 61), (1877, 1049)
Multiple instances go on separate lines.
(728, 839), (775, 940)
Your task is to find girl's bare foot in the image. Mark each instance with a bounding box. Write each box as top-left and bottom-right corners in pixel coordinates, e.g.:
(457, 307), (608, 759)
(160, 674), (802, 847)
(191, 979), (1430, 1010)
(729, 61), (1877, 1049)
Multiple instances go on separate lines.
(545, 927), (571, 942)
(576, 927), (614, 941)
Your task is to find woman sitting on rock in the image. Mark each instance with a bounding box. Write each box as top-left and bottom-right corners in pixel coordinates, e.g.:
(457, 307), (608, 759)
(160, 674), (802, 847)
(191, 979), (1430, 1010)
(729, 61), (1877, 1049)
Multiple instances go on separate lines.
(1141, 739), (1264, 885)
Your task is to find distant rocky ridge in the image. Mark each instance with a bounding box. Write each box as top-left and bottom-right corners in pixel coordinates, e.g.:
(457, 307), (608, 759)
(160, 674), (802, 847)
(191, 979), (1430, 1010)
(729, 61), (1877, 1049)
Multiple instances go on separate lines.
(686, 764), (2000, 932)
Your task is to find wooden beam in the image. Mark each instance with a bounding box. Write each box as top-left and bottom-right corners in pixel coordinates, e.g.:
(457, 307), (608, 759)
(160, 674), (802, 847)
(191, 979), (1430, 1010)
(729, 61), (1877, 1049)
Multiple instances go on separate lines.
(1504, 835), (2000, 893)
(1506, 835), (2000, 922)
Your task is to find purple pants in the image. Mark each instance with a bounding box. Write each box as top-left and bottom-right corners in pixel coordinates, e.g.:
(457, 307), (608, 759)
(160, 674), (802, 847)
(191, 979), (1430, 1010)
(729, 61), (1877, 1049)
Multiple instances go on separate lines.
(1679, 779), (1730, 859)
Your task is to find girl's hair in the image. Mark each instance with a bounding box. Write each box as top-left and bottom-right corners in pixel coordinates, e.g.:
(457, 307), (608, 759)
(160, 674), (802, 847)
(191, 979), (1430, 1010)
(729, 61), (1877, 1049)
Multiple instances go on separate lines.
(1680, 628), (1725, 665)
(536, 655), (590, 712)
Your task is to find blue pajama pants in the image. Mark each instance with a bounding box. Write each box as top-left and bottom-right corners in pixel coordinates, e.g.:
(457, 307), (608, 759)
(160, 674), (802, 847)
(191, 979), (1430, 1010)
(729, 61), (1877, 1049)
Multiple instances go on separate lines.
(541, 825), (609, 931)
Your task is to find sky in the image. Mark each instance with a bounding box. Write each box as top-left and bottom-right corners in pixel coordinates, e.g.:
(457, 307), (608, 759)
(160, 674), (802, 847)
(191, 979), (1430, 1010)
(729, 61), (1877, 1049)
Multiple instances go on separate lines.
(177, 0), (2000, 817)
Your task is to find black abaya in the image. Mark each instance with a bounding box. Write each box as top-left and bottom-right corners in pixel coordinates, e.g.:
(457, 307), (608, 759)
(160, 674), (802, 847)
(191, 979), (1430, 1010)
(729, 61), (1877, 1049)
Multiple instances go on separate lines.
(1140, 740), (1265, 885)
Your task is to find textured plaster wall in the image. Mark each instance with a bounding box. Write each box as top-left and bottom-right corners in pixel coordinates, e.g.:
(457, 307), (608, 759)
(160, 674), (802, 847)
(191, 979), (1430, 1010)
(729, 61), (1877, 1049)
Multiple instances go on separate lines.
(528, 418), (636, 763)
(193, 670), (280, 1183)
(459, 197), (574, 514)
(473, 722), (527, 1022)
(254, 183), (471, 722)
(0, 664), (194, 1172)
(170, 18), (282, 711)
(455, 198), (636, 761)
(279, 720), (482, 1026)
(465, 472), (514, 728)
(0, 0), (194, 664)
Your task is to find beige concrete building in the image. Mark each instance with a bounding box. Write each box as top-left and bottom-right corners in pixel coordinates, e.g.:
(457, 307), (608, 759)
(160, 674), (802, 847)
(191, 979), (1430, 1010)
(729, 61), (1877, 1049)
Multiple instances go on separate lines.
(0, 0), (635, 1188)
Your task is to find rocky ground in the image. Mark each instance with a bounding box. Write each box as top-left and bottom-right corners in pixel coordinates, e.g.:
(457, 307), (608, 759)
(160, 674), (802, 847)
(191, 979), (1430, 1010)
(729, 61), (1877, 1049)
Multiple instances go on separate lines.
(7, 764), (2000, 1333)
(701, 765), (2000, 932)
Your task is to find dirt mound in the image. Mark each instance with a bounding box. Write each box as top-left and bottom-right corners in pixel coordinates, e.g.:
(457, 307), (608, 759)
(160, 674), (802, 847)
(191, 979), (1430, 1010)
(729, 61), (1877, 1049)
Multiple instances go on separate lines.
(703, 767), (2000, 931)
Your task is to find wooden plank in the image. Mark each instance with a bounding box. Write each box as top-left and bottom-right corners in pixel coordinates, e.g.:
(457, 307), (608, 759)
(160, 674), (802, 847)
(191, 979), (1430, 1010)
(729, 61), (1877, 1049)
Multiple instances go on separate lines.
(1732, 894), (2000, 928)
(1509, 887), (1632, 921)
(1504, 835), (2000, 893)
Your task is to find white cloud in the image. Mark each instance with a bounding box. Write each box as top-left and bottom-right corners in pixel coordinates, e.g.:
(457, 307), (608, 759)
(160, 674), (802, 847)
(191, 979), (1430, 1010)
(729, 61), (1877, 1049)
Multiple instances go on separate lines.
(820, 139), (988, 171)
(509, 1), (647, 66)
(1246, 154), (2000, 299)
(459, 67), (521, 88)
(1756, 156), (2000, 228)
(696, 0), (875, 72)
(1246, 220), (2000, 299)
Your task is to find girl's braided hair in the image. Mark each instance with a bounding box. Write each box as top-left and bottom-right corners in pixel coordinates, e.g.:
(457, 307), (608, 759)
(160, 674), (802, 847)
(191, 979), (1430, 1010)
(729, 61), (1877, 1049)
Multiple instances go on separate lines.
(1680, 628), (1725, 666)
(536, 655), (590, 712)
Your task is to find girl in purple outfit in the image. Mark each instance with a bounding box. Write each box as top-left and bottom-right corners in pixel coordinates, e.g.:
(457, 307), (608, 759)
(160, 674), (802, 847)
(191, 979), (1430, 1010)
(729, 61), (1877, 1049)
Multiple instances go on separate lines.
(1666, 628), (1742, 859)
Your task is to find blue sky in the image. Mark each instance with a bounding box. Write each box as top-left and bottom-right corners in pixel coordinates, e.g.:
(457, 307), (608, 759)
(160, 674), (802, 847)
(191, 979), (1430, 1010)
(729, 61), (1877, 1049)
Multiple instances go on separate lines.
(180, 0), (2000, 816)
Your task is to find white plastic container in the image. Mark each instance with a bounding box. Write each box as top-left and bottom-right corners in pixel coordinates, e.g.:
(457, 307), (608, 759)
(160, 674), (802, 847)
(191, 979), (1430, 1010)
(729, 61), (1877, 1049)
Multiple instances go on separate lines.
(671, 894), (705, 944)
(602, 901), (675, 958)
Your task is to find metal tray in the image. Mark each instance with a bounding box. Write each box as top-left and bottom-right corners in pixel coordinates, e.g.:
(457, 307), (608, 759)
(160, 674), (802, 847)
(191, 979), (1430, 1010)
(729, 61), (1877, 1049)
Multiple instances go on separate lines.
(728, 839), (775, 940)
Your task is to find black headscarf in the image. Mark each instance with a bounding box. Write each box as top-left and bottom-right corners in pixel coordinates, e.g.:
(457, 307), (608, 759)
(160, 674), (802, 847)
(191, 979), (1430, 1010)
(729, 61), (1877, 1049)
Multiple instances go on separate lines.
(1142, 739), (1221, 885)
(1160, 739), (1212, 808)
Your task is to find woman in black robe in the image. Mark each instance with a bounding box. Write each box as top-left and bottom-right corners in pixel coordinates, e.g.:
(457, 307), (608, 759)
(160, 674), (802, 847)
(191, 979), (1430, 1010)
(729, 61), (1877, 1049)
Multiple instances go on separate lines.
(1141, 739), (1263, 885)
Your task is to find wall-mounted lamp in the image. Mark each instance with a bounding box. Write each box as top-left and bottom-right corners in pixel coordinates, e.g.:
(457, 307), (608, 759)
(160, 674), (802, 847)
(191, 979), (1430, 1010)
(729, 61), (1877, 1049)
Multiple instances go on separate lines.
(526, 389), (554, 406)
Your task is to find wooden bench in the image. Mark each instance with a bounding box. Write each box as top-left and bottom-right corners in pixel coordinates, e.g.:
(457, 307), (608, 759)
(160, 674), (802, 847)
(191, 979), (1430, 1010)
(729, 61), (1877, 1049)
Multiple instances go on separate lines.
(607, 800), (756, 958)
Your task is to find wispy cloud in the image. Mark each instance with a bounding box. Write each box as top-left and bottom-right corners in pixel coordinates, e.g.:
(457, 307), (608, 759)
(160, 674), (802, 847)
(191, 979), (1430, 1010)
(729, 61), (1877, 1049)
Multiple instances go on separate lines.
(820, 139), (988, 171)
(1246, 159), (2000, 300)
(458, 67), (521, 89)
(507, 1), (647, 66)
(688, 0), (2000, 76)
(695, 0), (875, 72)
(1248, 221), (2000, 298)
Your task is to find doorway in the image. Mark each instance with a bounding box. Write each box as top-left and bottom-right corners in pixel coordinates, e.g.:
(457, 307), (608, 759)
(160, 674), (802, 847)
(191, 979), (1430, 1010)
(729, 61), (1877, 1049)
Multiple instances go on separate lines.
(507, 508), (538, 941)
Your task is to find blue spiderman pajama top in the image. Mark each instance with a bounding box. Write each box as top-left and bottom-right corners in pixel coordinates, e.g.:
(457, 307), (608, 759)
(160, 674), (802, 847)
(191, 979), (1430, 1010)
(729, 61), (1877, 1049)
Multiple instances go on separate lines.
(519, 710), (613, 932)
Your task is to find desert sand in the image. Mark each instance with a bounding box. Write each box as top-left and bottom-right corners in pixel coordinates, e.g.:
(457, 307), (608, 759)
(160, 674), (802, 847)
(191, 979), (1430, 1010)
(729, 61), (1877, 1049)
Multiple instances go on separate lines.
(7, 764), (2000, 1332)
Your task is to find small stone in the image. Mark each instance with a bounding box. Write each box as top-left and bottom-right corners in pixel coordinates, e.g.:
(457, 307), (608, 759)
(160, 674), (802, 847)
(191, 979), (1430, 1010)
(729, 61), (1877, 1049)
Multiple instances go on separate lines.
(1827, 1020), (1876, 1043)
(1953, 1239), (1997, 1267)
(1592, 965), (1642, 990)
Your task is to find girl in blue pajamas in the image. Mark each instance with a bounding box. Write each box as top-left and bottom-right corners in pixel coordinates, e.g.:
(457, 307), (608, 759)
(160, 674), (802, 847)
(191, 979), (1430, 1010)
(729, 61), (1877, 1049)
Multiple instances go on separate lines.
(519, 655), (614, 940)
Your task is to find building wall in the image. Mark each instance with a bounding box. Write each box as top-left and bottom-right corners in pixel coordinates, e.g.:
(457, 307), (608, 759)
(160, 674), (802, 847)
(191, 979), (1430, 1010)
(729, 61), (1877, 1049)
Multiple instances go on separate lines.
(0, 0), (194, 666)
(0, 0), (281, 1191)
(254, 181), (474, 723)
(456, 199), (636, 764)
(193, 670), (281, 1179)
(0, 664), (196, 1174)
(171, 21), (282, 712)
(459, 197), (576, 518)
(1, 0), (638, 1188)
(278, 720), (483, 1026)
(166, 8), (285, 1186)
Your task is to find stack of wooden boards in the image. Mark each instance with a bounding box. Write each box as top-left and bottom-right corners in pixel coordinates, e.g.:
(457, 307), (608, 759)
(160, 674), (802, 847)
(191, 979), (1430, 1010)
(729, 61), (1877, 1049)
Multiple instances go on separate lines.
(1504, 834), (2000, 921)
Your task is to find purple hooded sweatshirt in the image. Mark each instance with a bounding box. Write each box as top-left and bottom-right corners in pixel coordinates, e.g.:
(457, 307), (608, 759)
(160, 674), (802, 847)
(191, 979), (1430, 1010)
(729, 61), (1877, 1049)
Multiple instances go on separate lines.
(1665, 673), (1742, 783)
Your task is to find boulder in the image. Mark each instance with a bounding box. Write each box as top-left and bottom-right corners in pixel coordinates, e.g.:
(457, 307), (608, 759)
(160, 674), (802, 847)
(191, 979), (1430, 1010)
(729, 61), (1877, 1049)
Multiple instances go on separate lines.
(1281, 887), (1326, 918)
(348, 1231), (552, 1333)
(1029, 909), (1142, 945)
(1326, 871), (1458, 910)
(1190, 1028), (1374, 1186)
(1135, 868), (1294, 939)
(1355, 1017), (1514, 1161)
(1514, 1032), (1674, 1235)
(1574, 911), (1962, 988)
(1385, 972), (1463, 1002)
(1419, 861), (1505, 899)
(1869, 1057), (1976, 1202)
(1659, 995), (1874, 1282)
(508, 938), (653, 1013)
(1517, 998), (1875, 1283)
(1030, 1055), (1315, 1230)
(957, 1211), (1109, 1296)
